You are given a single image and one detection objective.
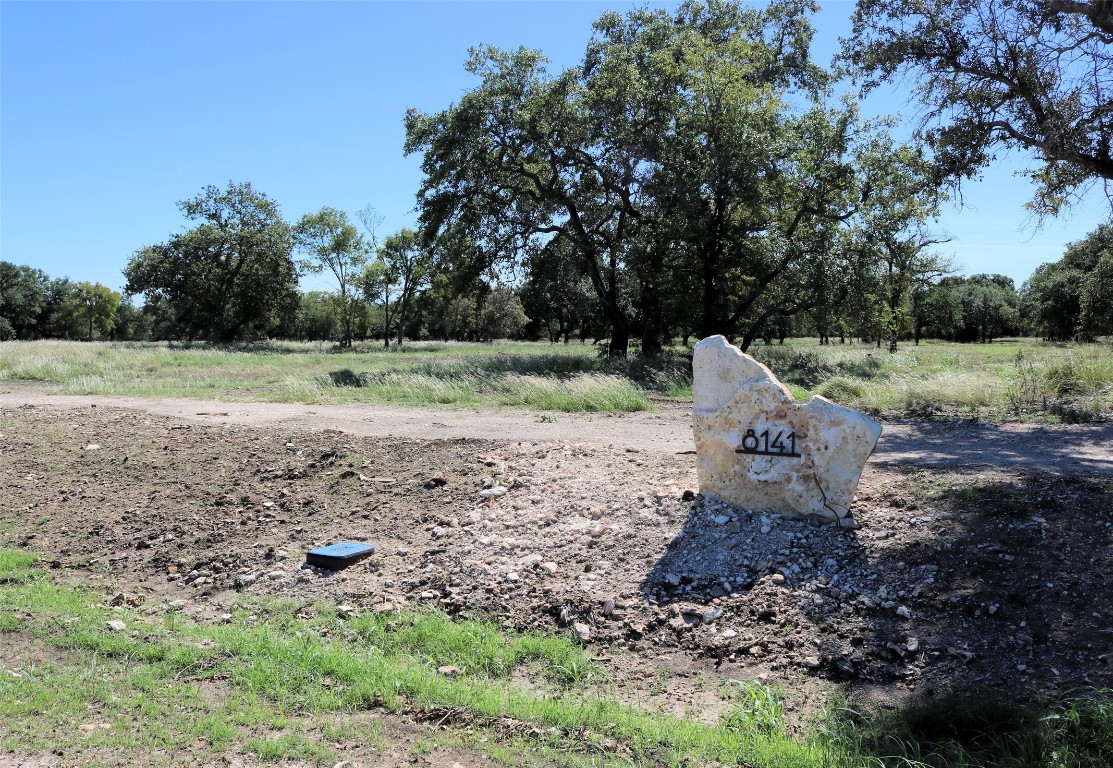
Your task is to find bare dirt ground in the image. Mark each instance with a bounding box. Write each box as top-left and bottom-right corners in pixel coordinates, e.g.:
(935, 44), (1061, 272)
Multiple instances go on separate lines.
(2, 385), (1113, 763)
(3, 385), (1112, 475)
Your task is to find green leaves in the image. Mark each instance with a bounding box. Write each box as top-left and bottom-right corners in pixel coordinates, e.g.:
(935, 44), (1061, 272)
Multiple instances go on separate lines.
(124, 182), (298, 343)
(407, 0), (884, 354)
(61, 282), (121, 341)
(1025, 223), (1113, 340)
(843, 0), (1113, 216)
(293, 208), (368, 347)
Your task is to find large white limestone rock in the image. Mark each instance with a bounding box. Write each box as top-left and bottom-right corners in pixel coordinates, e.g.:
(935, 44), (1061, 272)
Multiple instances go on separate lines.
(693, 335), (881, 524)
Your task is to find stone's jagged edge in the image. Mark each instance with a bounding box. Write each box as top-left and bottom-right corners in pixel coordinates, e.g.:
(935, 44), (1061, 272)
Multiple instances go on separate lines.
(692, 335), (883, 524)
(801, 393), (883, 523)
(692, 335), (793, 414)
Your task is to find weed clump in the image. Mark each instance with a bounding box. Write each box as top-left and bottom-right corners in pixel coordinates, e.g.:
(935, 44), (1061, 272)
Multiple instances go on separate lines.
(816, 377), (866, 403)
(832, 688), (1113, 768)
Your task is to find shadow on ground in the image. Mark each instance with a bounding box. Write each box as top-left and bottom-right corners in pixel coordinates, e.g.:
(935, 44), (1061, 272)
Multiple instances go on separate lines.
(639, 467), (1113, 737)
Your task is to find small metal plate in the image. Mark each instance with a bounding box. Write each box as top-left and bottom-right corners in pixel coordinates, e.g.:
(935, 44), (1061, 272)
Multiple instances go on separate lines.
(305, 542), (375, 570)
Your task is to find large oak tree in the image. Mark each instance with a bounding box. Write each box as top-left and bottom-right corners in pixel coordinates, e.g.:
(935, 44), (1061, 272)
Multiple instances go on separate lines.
(125, 182), (298, 343)
(407, 0), (934, 354)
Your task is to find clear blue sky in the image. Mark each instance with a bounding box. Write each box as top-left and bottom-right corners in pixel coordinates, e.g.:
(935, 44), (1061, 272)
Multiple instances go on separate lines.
(2, 0), (1110, 296)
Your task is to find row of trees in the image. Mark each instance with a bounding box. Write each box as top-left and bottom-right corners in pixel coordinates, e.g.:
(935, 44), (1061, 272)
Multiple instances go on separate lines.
(116, 182), (533, 346)
(3, 248), (1081, 349)
(0, 256), (532, 345)
(1, 181), (532, 345)
(0, 263), (123, 341)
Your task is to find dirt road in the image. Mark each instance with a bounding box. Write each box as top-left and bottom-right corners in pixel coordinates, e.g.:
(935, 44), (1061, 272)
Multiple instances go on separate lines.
(3, 386), (1111, 475)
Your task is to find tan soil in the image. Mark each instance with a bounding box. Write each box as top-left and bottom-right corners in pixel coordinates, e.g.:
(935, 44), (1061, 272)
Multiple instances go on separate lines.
(3, 384), (1111, 475)
(2, 387), (1112, 764)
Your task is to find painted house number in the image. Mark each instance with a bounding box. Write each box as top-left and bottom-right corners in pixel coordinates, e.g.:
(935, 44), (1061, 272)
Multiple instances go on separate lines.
(734, 428), (801, 458)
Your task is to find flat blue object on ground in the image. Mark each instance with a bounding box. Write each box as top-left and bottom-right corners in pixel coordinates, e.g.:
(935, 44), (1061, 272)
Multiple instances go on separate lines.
(306, 542), (375, 570)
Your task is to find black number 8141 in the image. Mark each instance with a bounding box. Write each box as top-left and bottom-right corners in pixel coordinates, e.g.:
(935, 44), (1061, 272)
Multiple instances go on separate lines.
(735, 428), (801, 458)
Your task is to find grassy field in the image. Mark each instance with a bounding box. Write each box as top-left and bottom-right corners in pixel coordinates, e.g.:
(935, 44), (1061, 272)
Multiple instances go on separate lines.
(750, 338), (1113, 423)
(3, 550), (1109, 767)
(0, 339), (673, 413)
(1, 337), (1111, 420)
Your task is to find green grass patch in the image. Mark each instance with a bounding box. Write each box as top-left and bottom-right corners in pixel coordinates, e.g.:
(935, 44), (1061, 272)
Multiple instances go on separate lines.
(5, 337), (1110, 420)
(832, 688), (1113, 768)
(3, 549), (1111, 765)
(0, 548), (833, 766)
(750, 338), (1113, 421)
(0, 340), (682, 413)
(0, 549), (39, 584)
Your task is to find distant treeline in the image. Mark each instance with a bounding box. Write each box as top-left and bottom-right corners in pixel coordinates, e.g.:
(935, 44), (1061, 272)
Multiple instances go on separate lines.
(1, 179), (1110, 347)
(8, 0), (1113, 353)
(6, 1), (1113, 352)
(3, 221), (1111, 348)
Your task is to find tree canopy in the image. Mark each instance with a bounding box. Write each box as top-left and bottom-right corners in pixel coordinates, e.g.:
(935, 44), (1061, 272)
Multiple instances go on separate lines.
(1023, 222), (1113, 339)
(844, 0), (1113, 216)
(125, 182), (298, 343)
(406, 0), (938, 354)
(294, 207), (366, 347)
(62, 282), (121, 341)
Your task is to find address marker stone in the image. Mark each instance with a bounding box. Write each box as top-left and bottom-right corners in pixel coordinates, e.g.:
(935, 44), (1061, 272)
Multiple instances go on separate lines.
(692, 335), (881, 525)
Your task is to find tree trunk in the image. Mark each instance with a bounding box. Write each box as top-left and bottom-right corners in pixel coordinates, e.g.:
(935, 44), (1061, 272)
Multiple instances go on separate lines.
(640, 311), (664, 356)
(397, 295), (407, 347)
(608, 319), (630, 357)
